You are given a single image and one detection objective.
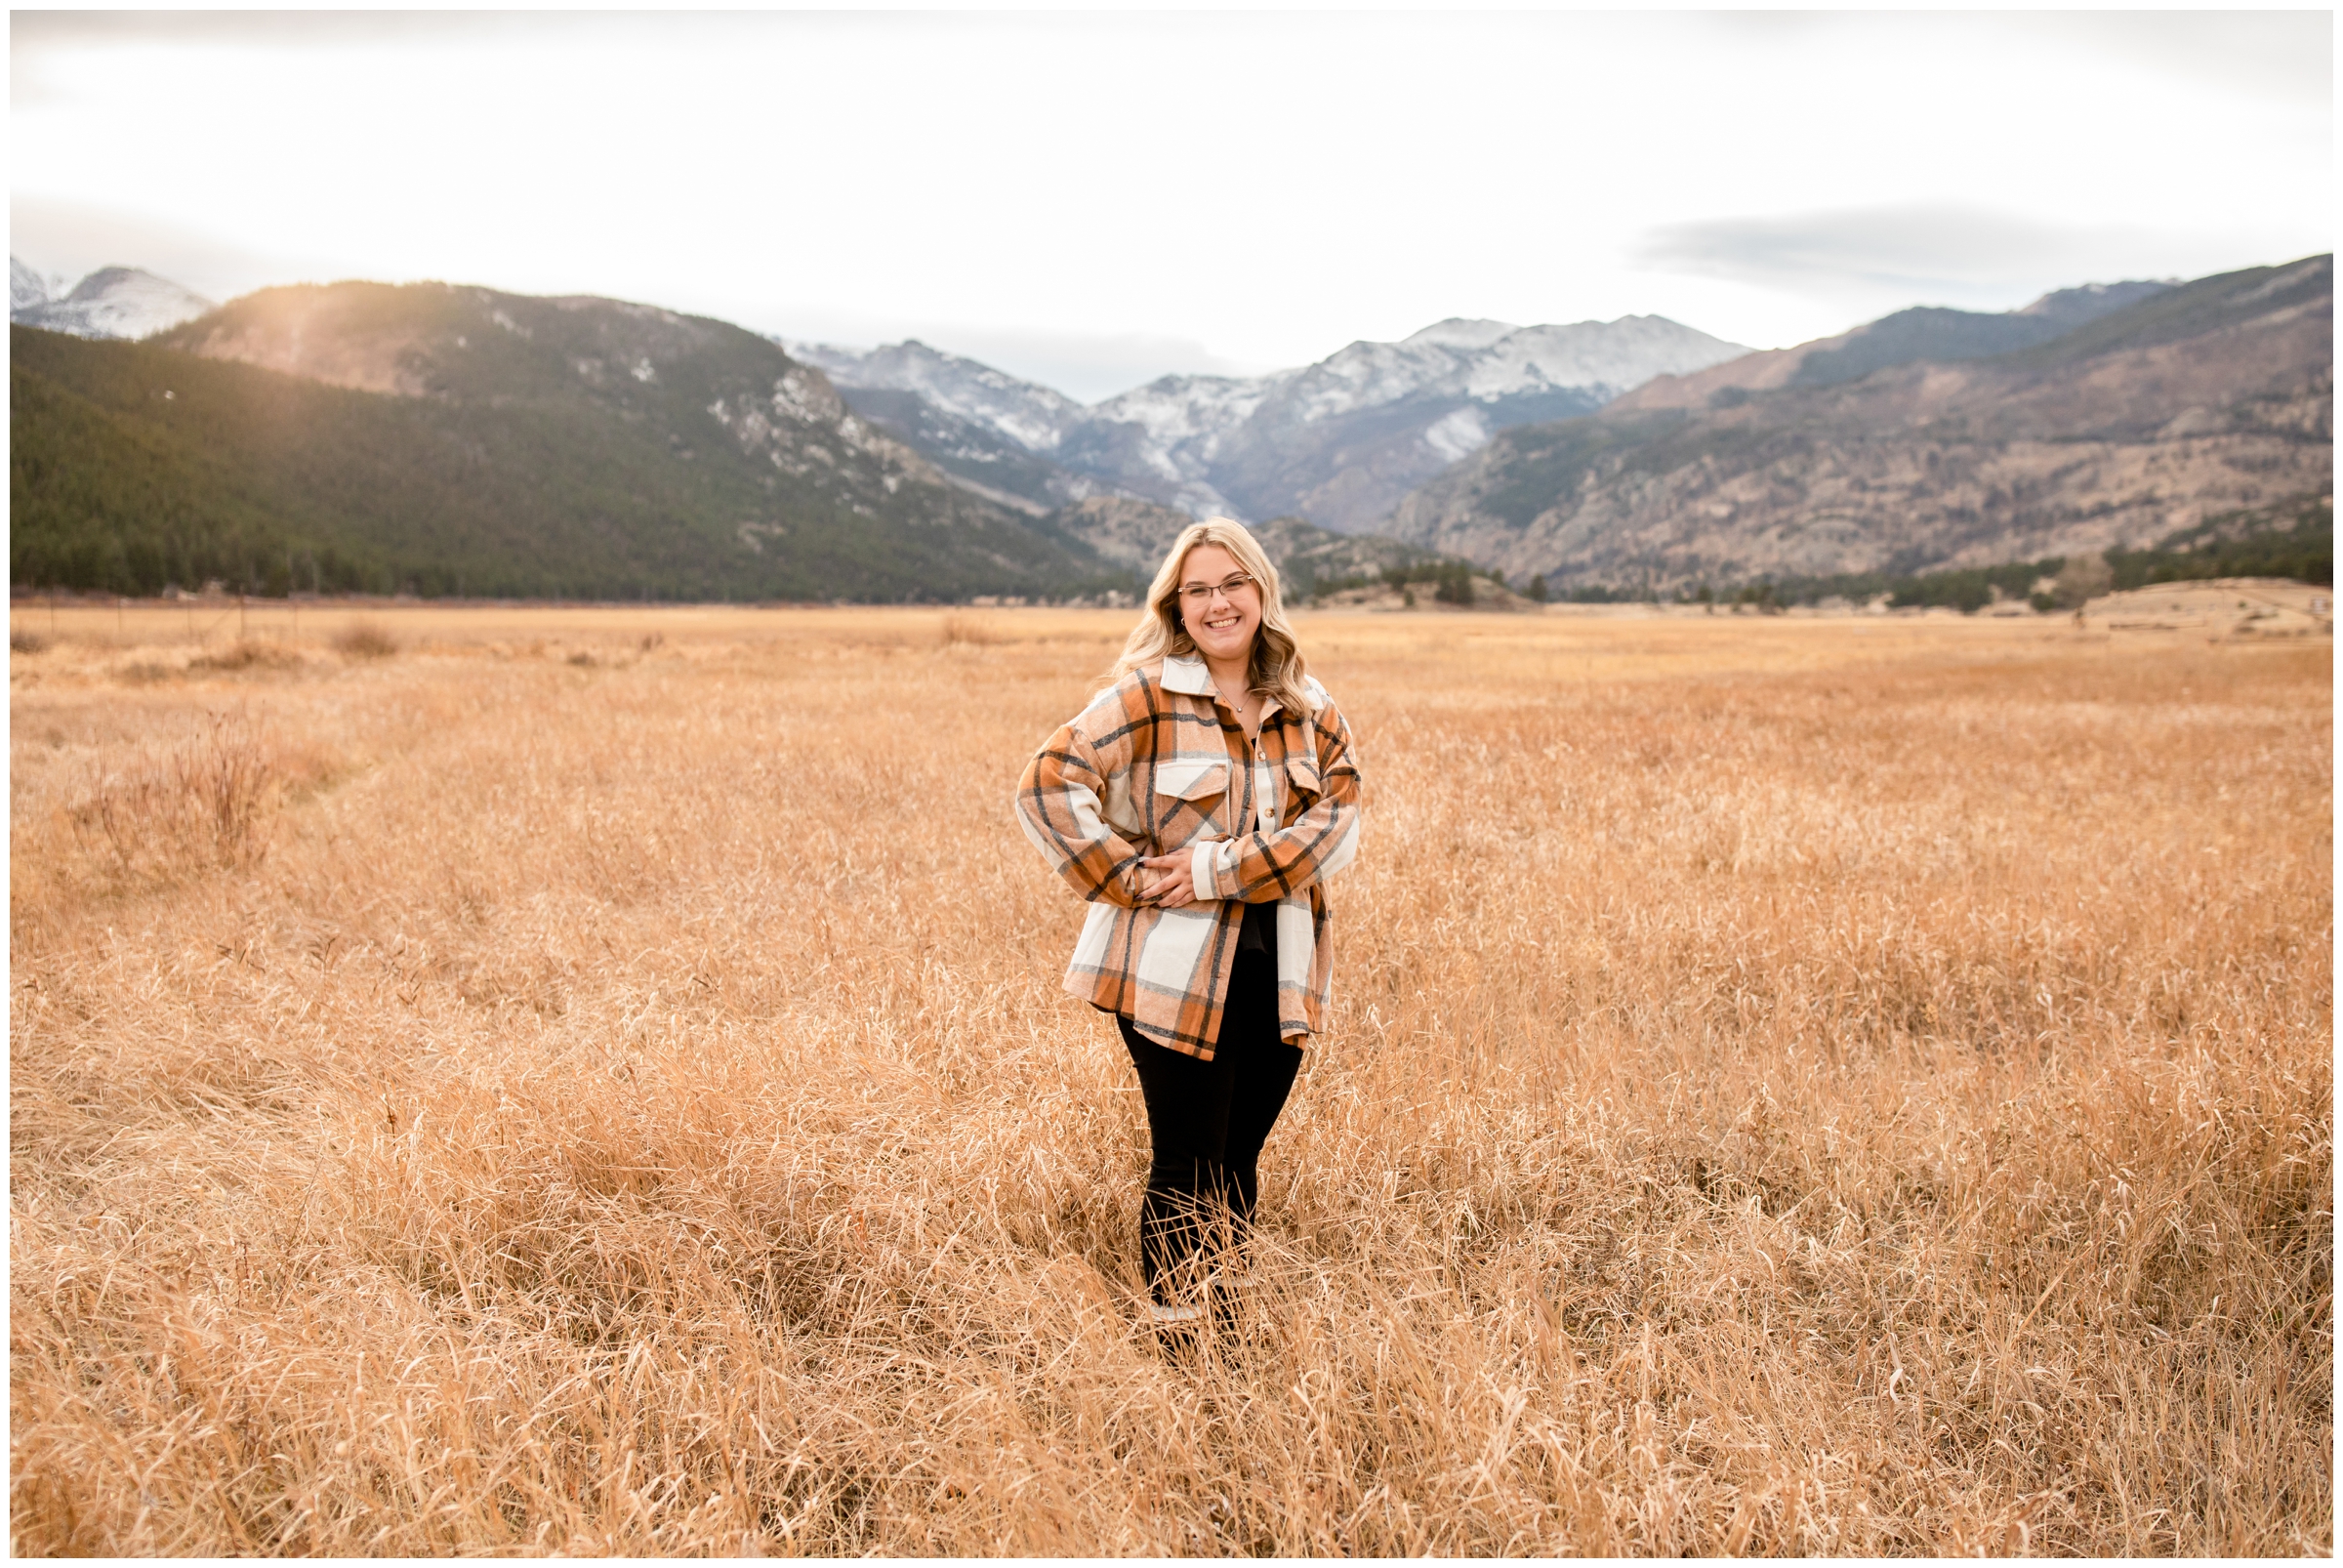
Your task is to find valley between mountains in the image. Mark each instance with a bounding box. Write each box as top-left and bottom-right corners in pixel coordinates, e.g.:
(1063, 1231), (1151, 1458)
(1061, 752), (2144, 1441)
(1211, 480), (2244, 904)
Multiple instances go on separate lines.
(9, 253), (2331, 602)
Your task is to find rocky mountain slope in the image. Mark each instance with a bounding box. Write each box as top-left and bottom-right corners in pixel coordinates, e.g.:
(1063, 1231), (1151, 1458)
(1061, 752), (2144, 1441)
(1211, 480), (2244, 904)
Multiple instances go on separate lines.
(10, 256), (215, 340)
(817, 385), (1104, 516)
(13, 281), (1120, 600)
(1382, 257), (2332, 591)
(1614, 279), (2175, 412)
(798, 314), (1747, 531)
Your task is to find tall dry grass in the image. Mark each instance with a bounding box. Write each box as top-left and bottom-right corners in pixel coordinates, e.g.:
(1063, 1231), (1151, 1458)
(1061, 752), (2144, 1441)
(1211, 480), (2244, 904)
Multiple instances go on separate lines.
(9, 606), (2331, 1554)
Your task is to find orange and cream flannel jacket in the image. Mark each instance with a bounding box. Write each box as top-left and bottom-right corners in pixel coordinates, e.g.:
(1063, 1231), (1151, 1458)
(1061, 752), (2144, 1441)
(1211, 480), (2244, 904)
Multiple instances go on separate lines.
(1014, 653), (1364, 1059)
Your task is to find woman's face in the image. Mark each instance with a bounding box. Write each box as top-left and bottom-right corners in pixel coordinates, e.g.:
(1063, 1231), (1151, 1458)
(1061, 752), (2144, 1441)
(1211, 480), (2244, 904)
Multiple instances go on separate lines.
(1174, 543), (1261, 665)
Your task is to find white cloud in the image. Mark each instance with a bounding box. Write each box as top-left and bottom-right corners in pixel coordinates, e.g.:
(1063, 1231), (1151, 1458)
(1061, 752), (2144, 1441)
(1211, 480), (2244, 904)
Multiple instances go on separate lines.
(1635, 206), (2197, 310)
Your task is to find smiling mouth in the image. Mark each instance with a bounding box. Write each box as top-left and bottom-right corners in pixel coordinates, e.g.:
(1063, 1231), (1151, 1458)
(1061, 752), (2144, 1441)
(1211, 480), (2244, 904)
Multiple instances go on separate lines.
(1202, 611), (1242, 632)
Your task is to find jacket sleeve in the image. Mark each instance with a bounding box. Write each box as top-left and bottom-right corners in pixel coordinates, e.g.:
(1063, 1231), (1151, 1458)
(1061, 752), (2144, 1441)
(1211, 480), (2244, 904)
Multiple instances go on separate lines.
(1014, 699), (1146, 907)
(1192, 693), (1363, 903)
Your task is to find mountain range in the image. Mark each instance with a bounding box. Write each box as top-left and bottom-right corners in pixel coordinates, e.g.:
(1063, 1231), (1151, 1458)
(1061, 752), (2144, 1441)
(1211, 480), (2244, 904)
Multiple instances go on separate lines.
(9, 274), (1415, 601)
(10, 249), (2330, 602)
(795, 314), (1748, 531)
(1384, 256), (2332, 590)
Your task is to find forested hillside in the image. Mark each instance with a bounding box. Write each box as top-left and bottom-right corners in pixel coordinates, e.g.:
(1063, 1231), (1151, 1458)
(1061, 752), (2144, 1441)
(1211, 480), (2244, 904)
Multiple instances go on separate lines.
(11, 286), (1118, 601)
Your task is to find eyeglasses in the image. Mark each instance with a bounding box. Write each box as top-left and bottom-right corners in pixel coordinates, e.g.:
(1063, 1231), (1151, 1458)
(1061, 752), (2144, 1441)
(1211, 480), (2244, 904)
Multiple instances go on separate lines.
(1177, 573), (1255, 606)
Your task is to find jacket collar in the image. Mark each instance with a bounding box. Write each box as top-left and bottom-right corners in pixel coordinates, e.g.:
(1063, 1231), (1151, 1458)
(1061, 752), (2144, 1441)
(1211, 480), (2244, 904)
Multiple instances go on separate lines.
(1162, 653), (1287, 722)
(1160, 653), (1214, 697)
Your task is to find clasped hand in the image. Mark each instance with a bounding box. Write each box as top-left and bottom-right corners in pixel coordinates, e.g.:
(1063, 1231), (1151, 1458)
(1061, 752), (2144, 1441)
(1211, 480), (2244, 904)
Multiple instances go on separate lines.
(1137, 850), (1202, 908)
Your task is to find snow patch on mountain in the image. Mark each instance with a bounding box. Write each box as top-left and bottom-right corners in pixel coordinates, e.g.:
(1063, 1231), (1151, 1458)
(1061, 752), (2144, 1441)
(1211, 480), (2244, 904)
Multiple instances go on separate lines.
(10, 258), (215, 340)
(12, 257), (63, 313)
(786, 338), (1085, 453)
(2018, 278), (2175, 325)
(1089, 372), (1289, 443)
(1459, 316), (1744, 402)
(1052, 371), (1302, 517)
(1422, 407), (1491, 464)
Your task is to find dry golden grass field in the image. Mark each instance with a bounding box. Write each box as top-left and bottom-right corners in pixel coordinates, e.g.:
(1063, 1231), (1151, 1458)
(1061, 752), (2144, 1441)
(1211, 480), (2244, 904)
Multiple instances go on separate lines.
(9, 601), (2332, 1555)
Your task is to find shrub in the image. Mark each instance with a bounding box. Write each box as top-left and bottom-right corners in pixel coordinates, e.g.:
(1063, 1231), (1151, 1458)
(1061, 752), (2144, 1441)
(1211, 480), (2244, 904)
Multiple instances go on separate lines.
(940, 614), (1005, 646)
(192, 639), (303, 674)
(2055, 552), (2114, 609)
(333, 620), (399, 660)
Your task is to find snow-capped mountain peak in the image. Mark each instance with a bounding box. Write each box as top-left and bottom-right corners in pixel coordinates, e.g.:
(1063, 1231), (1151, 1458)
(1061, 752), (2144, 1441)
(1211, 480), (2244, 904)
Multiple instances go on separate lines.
(9, 257), (215, 340)
(785, 336), (1085, 453)
(1456, 315), (1746, 402)
(1401, 317), (1519, 351)
(1254, 313), (1748, 433)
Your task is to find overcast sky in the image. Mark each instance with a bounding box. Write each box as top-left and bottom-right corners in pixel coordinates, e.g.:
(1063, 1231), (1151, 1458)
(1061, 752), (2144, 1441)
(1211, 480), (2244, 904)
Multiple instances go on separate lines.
(11, 9), (2332, 400)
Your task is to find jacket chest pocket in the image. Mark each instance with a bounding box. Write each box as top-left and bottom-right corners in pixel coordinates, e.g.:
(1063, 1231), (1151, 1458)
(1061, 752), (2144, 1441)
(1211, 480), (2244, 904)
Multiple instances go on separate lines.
(1153, 758), (1228, 842)
(1282, 756), (1324, 821)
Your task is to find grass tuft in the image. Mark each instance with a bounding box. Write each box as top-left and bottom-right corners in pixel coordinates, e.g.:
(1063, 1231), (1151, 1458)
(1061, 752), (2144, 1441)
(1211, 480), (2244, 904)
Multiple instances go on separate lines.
(44, 713), (298, 894)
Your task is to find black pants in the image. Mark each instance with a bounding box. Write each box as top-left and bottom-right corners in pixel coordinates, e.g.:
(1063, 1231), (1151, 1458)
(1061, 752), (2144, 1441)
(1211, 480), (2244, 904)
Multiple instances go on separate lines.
(1118, 938), (1303, 1303)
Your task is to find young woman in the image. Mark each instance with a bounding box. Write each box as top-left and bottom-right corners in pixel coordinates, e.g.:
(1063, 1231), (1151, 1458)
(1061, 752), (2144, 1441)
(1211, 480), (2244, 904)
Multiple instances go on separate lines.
(1015, 520), (1364, 1326)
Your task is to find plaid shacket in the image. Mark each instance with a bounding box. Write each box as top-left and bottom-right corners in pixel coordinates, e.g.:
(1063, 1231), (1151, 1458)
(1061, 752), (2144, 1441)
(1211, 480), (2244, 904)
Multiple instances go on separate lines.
(1015, 653), (1364, 1059)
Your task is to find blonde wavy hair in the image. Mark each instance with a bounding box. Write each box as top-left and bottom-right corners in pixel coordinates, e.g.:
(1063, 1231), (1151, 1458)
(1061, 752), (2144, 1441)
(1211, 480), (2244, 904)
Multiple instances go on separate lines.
(1110, 518), (1315, 718)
